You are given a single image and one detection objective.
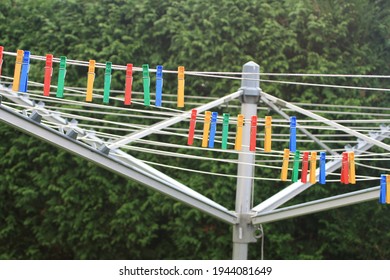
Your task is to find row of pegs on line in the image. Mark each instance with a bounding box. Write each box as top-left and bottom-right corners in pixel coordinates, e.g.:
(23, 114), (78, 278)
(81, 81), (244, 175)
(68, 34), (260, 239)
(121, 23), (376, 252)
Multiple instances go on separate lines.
(379, 174), (390, 204)
(280, 150), (356, 184)
(187, 109), (298, 153)
(2, 48), (186, 107)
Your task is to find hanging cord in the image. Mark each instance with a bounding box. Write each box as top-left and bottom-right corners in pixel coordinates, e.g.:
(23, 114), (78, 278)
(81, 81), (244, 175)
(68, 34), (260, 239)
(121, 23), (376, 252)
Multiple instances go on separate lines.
(254, 224), (265, 260)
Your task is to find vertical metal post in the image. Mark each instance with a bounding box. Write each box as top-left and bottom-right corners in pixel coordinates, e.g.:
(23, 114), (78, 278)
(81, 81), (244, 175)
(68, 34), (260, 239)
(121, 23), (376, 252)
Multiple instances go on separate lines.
(232, 62), (260, 260)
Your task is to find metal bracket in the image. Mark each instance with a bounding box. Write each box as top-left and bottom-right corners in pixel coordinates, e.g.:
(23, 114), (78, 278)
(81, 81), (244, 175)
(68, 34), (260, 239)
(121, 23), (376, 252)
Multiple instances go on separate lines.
(233, 213), (257, 244)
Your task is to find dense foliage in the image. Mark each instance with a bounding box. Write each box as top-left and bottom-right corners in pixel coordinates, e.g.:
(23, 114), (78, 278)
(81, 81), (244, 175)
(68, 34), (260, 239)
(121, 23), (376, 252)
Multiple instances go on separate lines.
(0, 0), (390, 259)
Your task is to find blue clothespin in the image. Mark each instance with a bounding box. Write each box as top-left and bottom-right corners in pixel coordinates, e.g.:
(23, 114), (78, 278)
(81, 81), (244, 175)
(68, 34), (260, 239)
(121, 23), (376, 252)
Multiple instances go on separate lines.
(19, 50), (30, 92)
(319, 152), (326, 184)
(155, 65), (163, 107)
(380, 174), (387, 204)
(208, 112), (218, 148)
(289, 116), (297, 152)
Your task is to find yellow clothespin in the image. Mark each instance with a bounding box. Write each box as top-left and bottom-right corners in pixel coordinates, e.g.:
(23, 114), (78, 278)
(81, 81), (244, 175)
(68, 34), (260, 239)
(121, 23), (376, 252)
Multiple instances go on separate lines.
(177, 66), (185, 107)
(348, 152), (356, 184)
(281, 149), (290, 181)
(234, 114), (244, 151)
(86, 60), (95, 102)
(386, 175), (390, 204)
(201, 111), (211, 148)
(309, 152), (317, 184)
(12, 50), (24, 91)
(264, 116), (272, 152)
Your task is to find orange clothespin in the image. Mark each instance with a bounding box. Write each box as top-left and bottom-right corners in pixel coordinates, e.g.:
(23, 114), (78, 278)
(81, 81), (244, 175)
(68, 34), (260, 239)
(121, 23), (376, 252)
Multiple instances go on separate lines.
(387, 175), (390, 204)
(234, 114), (244, 151)
(177, 66), (185, 107)
(250, 115), (257, 151)
(264, 116), (272, 152)
(43, 54), (53, 96)
(281, 149), (290, 181)
(348, 152), (356, 184)
(201, 111), (211, 148)
(86, 60), (95, 102)
(309, 152), (317, 184)
(12, 50), (24, 91)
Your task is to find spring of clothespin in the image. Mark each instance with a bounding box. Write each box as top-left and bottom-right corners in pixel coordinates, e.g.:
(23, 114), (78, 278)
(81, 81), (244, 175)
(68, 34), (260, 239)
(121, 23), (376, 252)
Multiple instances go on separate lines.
(43, 54), (53, 96)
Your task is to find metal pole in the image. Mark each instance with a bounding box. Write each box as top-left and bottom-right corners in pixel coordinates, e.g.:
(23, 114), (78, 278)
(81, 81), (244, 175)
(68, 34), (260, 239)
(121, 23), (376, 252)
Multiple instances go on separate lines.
(232, 62), (260, 259)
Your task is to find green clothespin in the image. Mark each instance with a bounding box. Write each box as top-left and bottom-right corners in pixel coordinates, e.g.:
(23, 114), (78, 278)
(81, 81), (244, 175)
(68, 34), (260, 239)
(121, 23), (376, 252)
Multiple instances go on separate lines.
(292, 150), (301, 183)
(56, 56), (67, 98)
(103, 62), (112, 104)
(142, 64), (150, 106)
(221, 113), (230, 149)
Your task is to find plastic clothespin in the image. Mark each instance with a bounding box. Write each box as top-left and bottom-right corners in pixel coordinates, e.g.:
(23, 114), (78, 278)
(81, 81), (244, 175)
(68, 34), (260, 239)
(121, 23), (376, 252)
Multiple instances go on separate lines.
(289, 116), (297, 152)
(264, 116), (272, 152)
(208, 112), (218, 148)
(301, 151), (309, 183)
(0, 46), (4, 78)
(250, 115), (258, 152)
(319, 152), (326, 184)
(19, 50), (31, 92)
(86, 60), (96, 102)
(387, 175), (390, 204)
(379, 174), (386, 204)
(124, 64), (133, 105)
(155, 65), (163, 107)
(340, 152), (349, 184)
(43, 54), (53, 96)
(177, 66), (185, 108)
(348, 152), (356, 184)
(309, 152), (317, 184)
(142, 64), (150, 106)
(201, 111), (212, 148)
(221, 113), (230, 150)
(292, 150), (301, 183)
(12, 50), (24, 91)
(281, 148), (290, 181)
(234, 114), (244, 151)
(187, 109), (197, 146)
(103, 62), (112, 104)
(56, 56), (67, 98)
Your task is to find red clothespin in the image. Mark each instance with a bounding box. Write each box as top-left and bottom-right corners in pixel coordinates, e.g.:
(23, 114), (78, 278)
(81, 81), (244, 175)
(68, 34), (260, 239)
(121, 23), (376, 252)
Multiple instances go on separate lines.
(250, 115), (258, 151)
(43, 54), (53, 96)
(187, 109), (197, 146)
(301, 151), (309, 183)
(0, 46), (4, 78)
(124, 63), (133, 105)
(340, 152), (349, 184)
